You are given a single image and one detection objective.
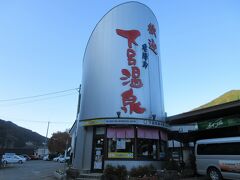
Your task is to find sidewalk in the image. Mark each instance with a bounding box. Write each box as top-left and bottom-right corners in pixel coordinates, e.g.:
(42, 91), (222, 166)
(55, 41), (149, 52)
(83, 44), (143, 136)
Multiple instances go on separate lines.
(180, 176), (208, 180)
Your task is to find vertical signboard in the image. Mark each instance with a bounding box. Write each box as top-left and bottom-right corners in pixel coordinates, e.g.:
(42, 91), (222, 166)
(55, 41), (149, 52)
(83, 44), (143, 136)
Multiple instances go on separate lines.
(80, 2), (165, 122)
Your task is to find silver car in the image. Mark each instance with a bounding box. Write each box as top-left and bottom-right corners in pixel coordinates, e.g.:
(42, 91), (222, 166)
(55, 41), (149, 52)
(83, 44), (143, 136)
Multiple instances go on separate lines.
(2, 155), (26, 164)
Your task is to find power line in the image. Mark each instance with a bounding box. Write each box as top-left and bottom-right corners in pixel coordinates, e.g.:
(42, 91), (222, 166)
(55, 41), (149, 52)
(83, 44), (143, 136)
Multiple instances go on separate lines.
(0, 93), (76, 107)
(0, 88), (79, 102)
(0, 116), (73, 124)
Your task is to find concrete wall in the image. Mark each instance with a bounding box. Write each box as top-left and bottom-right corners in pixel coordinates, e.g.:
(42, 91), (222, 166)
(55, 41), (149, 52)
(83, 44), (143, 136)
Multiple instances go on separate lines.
(82, 127), (93, 170)
(72, 126), (93, 171)
(72, 126), (86, 169)
(183, 149), (192, 166)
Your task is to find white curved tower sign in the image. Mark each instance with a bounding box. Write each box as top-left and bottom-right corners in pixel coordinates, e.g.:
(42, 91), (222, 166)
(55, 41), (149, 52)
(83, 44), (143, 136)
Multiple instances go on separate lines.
(79, 2), (165, 126)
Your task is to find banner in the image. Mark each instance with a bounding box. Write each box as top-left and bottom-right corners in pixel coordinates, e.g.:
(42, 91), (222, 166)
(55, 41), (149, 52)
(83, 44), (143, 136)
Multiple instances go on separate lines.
(197, 116), (240, 130)
(80, 118), (169, 128)
(108, 152), (133, 159)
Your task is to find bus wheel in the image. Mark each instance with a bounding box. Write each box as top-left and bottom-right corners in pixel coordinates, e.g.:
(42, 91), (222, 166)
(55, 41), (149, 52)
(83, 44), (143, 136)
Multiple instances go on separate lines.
(207, 167), (222, 180)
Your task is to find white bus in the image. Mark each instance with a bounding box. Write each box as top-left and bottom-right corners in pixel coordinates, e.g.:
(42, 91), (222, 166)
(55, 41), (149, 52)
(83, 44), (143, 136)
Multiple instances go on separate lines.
(195, 137), (240, 180)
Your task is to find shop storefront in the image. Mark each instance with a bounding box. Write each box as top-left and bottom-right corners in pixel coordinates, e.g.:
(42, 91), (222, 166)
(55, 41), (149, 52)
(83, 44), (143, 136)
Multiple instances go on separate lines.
(90, 125), (168, 172)
(167, 100), (240, 167)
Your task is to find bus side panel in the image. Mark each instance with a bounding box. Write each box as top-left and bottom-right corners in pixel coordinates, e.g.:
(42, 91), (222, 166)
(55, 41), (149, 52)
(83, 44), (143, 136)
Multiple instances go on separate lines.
(196, 155), (220, 175)
(218, 158), (240, 180)
(196, 155), (240, 179)
(195, 138), (240, 179)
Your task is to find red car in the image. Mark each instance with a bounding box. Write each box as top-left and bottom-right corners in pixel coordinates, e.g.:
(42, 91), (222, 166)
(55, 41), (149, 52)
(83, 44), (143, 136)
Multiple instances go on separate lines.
(29, 155), (39, 160)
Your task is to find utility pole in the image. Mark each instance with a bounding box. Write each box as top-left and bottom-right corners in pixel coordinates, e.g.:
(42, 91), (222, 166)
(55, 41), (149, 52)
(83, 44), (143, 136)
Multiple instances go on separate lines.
(44, 121), (50, 156)
(72, 85), (81, 164)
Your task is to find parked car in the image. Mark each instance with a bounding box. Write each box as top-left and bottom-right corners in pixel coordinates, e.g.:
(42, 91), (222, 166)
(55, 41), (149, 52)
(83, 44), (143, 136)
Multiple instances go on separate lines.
(53, 155), (64, 162)
(17, 155), (27, 161)
(58, 156), (70, 163)
(43, 155), (49, 161)
(2, 155), (26, 164)
(48, 153), (58, 161)
(0, 155), (4, 168)
(29, 155), (39, 160)
(20, 154), (31, 160)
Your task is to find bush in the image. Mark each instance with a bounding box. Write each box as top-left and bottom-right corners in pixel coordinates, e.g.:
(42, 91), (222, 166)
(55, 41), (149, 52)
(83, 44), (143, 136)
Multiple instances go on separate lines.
(66, 167), (79, 179)
(129, 167), (138, 177)
(129, 164), (156, 178)
(165, 159), (179, 171)
(115, 165), (127, 179)
(104, 164), (127, 180)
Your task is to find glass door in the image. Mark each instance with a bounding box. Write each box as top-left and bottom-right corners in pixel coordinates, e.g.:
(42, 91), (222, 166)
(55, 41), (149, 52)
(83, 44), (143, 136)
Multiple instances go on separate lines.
(92, 127), (105, 172)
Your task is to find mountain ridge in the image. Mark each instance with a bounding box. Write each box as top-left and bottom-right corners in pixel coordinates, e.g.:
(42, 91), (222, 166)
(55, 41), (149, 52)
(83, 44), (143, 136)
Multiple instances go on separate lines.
(194, 90), (240, 110)
(0, 119), (46, 149)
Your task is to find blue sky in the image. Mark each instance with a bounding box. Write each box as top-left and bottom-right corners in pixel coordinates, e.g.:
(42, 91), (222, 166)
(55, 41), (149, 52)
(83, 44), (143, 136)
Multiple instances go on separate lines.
(0, 0), (239, 137)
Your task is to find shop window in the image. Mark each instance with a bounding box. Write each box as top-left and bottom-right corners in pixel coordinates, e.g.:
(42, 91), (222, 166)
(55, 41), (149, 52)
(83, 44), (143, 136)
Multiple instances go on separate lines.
(95, 127), (105, 135)
(137, 139), (158, 159)
(107, 128), (134, 159)
(108, 138), (134, 158)
(159, 141), (167, 159)
(159, 131), (168, 159)
(137, 128), (159, 160)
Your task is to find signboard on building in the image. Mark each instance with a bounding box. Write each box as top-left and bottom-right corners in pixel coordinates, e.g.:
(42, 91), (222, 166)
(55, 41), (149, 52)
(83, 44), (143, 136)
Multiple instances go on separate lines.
(79, 118), (169, 128)
(108, 152), (133, 159)
(197, 116), (240, 130)
(79, 2), (165, 123)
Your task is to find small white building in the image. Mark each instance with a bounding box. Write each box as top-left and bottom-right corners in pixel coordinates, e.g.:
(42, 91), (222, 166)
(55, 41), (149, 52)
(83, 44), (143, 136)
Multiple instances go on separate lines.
(35, 147), (49, 158)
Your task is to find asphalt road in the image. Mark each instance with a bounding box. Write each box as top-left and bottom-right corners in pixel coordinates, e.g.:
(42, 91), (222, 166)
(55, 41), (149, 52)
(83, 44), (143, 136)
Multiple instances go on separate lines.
(0, 160), (65, 180)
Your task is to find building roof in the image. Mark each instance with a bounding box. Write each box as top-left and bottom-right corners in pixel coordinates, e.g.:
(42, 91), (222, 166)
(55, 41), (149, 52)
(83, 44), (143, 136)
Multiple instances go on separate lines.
(69, 120), (77, 135)
(167, 100), (240, 125)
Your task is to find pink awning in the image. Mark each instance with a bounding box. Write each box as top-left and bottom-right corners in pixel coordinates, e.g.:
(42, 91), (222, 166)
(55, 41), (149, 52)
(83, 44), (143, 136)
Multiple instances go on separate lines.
(145, 129), (152, 139)
(137, 128), (145, 138)
(107, 128), (116, 138)
(137, 128), (159, 139)
(107, 128), (134, 138)
(125, 128), (134, 138)
(107, 128), (161, 139)
(151, 129), (159, 140)
(116, 129), (125, 138)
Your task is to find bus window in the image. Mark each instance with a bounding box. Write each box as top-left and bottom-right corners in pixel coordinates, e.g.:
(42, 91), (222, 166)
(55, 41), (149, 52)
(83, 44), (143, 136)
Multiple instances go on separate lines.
(197, 142), (240, 155)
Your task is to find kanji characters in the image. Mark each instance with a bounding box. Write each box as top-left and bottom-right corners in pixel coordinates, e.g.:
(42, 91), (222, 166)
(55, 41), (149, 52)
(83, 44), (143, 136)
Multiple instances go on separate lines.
(121, 88), (145, 114)
(148, 39), (157, 55)
(127, 48), (136, 66)
(147, 23), (158, 55)
(148, 23), (156, 38)
(116, 29), (141, 48)
(142, 44), (148, 69)
(116, 28), (145, 114)
(120, 67), (143, 88)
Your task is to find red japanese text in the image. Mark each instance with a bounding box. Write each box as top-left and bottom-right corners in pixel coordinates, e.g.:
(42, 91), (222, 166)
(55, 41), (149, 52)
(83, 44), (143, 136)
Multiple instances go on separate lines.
(116, 28), (145, 114)
(121, 88), (145, 114)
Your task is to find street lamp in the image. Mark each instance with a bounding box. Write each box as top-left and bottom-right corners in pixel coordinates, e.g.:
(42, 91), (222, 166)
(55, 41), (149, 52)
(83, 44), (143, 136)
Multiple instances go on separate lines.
(152, 114), (156, 120)
(116, 111), (121, 118)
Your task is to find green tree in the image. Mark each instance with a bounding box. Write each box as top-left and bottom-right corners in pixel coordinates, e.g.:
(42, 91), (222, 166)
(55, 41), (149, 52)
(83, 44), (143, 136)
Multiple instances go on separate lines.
(48, 131), (71, 154)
